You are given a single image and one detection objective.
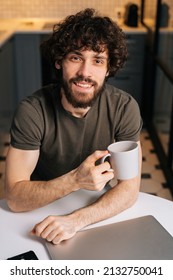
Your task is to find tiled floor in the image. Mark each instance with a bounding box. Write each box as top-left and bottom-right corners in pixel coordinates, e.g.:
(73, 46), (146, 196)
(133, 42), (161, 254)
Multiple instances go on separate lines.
(0, 129), (173, 201)
(153, 115), (170, 155)
(140, 129), (172, 201)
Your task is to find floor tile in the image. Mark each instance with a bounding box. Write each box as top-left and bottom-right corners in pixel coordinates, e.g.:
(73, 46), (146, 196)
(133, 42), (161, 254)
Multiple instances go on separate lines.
(151, 169), (167, 184)
(142, 161), (155, 173)
(0, 162), (5, 173)
(145, 153), (160, 165)
(0, 178), (5, 199)
(157, 188), (173, 201)
(140, 178), (163, 194)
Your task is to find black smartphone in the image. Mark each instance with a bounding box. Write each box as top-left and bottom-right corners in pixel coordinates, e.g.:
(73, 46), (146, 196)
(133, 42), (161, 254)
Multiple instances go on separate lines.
(7, 250), (38, 260)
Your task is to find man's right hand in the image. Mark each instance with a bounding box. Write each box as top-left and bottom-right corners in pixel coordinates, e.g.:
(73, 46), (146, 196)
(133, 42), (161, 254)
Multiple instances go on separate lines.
(73, 150), (114, 191)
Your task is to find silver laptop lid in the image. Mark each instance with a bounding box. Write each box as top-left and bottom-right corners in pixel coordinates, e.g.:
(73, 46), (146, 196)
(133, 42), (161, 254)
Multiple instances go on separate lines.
(46, 215), (173, 260)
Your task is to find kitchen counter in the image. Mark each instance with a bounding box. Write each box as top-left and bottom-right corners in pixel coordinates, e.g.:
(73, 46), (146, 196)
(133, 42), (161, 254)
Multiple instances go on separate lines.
(143, 18), (173, 33)
(0, 17), (147, 48)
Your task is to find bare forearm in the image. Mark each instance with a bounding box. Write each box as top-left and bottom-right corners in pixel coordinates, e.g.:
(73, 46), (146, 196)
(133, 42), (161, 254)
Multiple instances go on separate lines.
(6, 150), (113, 212)
(74, 143), (141, 229)
(31, 177), (140, 244)
(71, 178), (140, 231)
(6, 170), (78, 212)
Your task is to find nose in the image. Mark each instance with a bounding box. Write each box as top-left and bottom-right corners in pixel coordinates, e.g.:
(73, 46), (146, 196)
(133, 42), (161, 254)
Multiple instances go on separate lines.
(77, 61), (92, 77)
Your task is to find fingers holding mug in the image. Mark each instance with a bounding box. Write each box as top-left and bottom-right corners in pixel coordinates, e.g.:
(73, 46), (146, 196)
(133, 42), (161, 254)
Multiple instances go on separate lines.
(101, 153), (114, 172)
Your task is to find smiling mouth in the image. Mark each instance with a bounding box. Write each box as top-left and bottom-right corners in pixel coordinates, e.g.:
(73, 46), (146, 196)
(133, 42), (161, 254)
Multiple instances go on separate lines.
(74, 82), (93, 88)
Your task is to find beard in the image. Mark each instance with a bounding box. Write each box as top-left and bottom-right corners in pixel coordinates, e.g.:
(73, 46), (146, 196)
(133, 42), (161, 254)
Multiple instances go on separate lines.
(62, 75), (105, 108)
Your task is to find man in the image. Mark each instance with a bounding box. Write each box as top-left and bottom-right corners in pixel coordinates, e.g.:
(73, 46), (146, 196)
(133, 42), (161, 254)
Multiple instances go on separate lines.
(5, 9), (142, 244)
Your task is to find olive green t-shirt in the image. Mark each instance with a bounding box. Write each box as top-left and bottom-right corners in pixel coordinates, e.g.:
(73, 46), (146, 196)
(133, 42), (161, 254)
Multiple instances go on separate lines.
(10, 83), (142, 180)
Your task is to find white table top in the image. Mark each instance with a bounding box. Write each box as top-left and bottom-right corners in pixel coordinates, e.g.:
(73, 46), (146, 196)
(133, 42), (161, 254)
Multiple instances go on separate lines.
(0, 191), (173, 260)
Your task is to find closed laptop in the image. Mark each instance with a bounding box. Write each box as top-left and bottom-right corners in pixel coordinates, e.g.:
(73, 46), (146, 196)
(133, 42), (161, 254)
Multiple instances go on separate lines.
(46, 215), (173, 260)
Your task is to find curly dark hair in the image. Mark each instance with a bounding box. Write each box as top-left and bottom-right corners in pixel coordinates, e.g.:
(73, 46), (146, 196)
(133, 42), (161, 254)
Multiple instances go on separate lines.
(41, 8), (128, 79)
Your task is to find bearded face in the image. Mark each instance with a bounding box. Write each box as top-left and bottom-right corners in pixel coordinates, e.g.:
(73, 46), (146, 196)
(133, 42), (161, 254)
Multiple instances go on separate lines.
(56, 49), (109, 108)
(62, 75), (106, 108)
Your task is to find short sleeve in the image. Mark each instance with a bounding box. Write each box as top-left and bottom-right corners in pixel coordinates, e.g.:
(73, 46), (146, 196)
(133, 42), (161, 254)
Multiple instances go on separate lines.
(114, 95), (143, 142)
(10, 98), (44, 150)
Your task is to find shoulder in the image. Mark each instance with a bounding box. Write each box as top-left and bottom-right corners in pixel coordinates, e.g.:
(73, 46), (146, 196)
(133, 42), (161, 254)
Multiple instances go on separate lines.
(102, 84), (142, 141)
(16, 84), (59, 116)
(10, 84), (59, 150)
(104, 83), (136, 102)
(103, 83), (140, 113)
(26, 84), (59, 106)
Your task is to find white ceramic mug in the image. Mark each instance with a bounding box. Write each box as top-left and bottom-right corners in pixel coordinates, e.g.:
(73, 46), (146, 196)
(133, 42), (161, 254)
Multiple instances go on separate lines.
(101, 141), (139, 180)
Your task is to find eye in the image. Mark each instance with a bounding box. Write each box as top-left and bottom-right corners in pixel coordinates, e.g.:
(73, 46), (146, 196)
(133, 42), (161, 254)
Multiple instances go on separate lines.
(94, 58), (106, 66)
(69, 55), (82, 62)
(95, 59), (103, 64)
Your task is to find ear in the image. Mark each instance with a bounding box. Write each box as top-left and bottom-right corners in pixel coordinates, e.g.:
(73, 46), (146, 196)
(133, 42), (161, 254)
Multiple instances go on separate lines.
(55, 61), (61, 69)
(106, 71), (109, 77)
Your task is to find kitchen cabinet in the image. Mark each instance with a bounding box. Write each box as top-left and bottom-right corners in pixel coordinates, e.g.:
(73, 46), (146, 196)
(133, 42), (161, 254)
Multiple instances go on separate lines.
(107, 34), (146, 107)
(154, 33), (173, 118)
(0, 38), (16, 116)
(14, 34), (42, 103)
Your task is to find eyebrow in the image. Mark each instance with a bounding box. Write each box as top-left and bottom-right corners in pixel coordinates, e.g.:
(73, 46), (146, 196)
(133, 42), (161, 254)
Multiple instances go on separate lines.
(94, 54), (108, 60)
(68, 51), (108, 60)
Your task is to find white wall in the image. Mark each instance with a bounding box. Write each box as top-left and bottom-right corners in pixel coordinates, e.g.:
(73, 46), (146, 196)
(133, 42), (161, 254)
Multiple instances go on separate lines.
(0, 0), (141, 19)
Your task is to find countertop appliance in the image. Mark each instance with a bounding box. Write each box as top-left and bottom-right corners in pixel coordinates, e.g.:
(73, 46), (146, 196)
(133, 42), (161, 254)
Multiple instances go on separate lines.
(124, 3), (138, 27)
(160, 3), (170, 27)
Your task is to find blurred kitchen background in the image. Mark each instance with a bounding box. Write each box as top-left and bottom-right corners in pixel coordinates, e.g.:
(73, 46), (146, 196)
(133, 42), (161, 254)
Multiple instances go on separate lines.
(0, 0), (173, 200)
(0, 0), (148, 18)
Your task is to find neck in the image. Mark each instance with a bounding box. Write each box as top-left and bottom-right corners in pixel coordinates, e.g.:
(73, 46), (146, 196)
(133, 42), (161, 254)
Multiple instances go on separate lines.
(61, 92), (90, 118)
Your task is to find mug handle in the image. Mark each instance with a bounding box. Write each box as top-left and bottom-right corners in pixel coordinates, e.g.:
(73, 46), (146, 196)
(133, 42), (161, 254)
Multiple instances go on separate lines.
(101, 154), (114, 172)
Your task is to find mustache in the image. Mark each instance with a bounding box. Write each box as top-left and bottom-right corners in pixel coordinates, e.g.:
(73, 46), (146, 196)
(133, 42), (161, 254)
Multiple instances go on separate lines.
(69, 76), (97, 85)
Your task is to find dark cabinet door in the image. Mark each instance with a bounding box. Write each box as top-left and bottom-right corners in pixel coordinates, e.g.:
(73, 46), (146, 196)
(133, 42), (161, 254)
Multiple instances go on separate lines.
(14, 34), (42, 103)
(0, 38), (15, 116)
